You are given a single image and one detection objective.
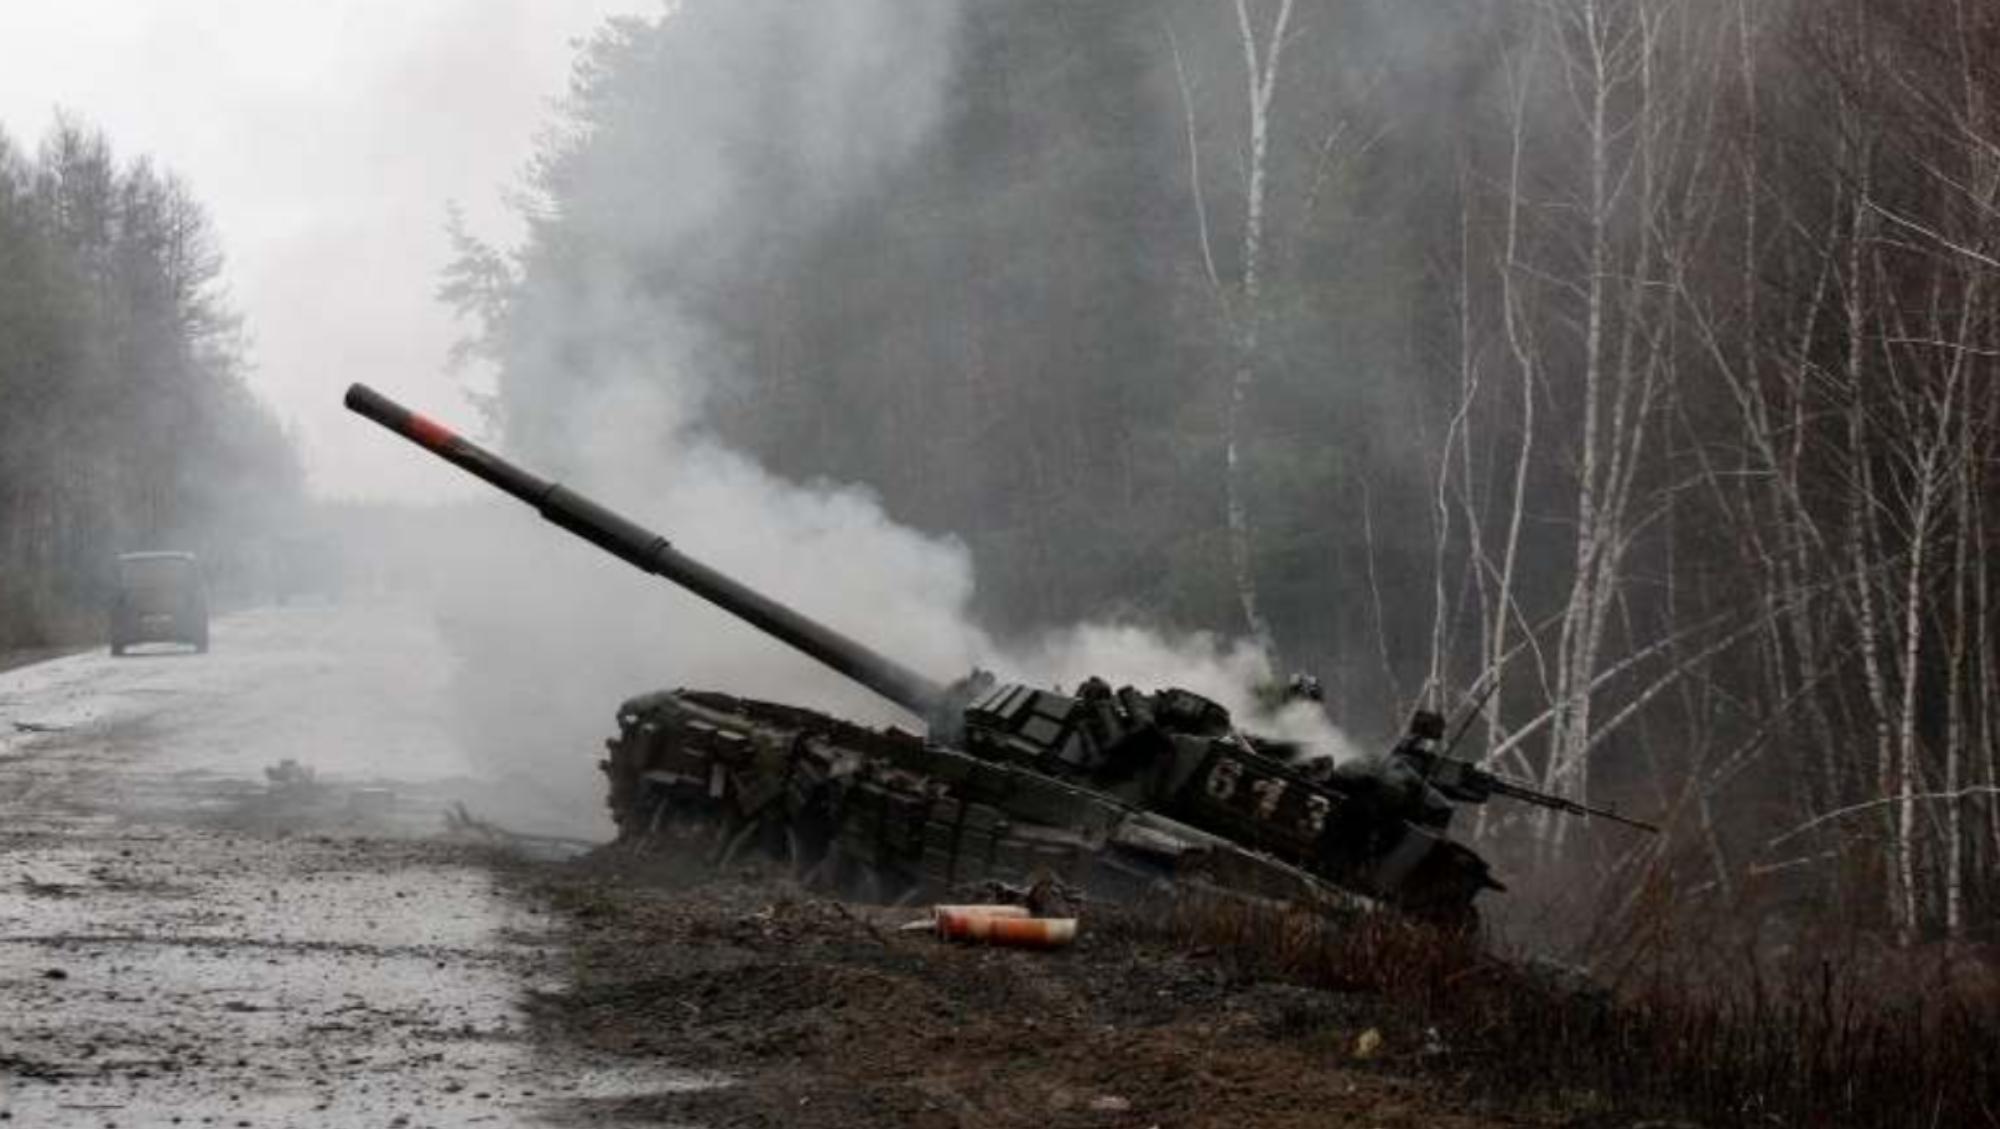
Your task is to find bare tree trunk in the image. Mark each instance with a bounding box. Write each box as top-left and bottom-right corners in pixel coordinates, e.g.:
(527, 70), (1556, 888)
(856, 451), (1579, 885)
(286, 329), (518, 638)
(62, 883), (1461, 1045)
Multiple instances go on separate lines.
(1221, 0), (1296, 652)
(1545, 0), (1670, 852)
(1545, 0), (1620, 835)
(1430, 172), (1480, 708)
(1945, 423), (1969, 940)
(1892, 440), (1937, 944)
(1832, 169), (1907, 936)
(1489, 33), (1542, 781)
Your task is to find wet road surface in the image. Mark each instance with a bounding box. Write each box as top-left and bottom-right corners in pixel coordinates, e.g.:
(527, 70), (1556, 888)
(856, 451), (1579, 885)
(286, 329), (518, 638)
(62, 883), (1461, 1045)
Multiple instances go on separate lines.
(0, 604), (713, 1127)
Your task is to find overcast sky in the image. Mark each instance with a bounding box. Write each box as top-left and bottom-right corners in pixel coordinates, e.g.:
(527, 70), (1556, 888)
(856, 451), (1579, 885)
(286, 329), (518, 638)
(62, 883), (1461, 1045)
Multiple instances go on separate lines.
(0, 0), (657, 500)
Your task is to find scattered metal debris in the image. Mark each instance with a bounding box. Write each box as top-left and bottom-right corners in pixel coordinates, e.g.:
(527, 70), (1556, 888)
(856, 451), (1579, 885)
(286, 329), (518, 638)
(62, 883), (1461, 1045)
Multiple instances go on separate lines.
(932, 909), (1077, 949)
(262, 758), (325, 796)
(896, 903), (1078, 949)
(441, 803), (597, 859)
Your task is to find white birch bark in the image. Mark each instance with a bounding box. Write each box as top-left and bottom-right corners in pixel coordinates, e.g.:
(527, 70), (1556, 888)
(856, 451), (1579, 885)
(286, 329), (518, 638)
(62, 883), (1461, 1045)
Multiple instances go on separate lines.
(1222, 0), (1295, 652)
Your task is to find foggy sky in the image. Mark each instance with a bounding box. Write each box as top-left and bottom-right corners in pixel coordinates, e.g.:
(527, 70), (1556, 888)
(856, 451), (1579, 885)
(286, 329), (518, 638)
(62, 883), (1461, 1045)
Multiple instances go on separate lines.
(0, 0), (656, 501)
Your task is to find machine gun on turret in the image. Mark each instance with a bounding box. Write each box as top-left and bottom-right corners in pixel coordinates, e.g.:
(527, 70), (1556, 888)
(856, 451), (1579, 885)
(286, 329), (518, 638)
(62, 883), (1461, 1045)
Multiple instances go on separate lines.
(1392, 710), (1659, 832)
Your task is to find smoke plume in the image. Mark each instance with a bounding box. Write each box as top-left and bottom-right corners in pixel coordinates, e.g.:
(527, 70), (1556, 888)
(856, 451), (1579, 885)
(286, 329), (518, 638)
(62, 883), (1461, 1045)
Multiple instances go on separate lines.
(411, 1), (1361, 833)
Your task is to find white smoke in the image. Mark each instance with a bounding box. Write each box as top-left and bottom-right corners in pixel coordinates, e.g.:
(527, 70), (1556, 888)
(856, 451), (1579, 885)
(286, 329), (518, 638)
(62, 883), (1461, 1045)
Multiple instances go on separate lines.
(1015, 622), (1367, 764)
(418, 401), (1366, 835)
(406, 1), (1365, 834)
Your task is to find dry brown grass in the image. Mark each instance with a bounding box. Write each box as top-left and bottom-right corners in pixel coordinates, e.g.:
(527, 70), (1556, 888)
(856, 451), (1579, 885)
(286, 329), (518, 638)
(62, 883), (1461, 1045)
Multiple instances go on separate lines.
(1108, 891), (2000, 1128)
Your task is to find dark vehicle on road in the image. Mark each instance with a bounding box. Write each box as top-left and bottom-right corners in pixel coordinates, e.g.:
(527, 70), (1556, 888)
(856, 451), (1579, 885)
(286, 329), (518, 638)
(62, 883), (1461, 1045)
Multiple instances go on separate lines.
(110, 551), (209, 655)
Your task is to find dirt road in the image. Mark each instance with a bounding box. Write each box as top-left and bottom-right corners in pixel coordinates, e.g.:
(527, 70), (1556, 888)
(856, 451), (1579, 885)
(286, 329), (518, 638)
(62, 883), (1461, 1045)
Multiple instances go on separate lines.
(0, 604), (707, 1127)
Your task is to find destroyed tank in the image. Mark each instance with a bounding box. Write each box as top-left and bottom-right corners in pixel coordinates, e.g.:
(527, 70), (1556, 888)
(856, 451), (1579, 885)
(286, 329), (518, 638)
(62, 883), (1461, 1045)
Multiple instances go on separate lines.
(346, 384), (1654, 924)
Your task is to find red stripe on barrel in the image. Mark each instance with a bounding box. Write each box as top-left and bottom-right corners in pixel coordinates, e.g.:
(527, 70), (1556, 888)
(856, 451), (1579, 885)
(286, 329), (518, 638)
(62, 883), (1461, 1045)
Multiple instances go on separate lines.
(405, 413), (457, 451)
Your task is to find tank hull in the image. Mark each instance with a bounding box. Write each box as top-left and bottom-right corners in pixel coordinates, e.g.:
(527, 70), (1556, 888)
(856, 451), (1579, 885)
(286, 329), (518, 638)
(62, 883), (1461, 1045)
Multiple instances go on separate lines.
(602, 689), (1489, 924)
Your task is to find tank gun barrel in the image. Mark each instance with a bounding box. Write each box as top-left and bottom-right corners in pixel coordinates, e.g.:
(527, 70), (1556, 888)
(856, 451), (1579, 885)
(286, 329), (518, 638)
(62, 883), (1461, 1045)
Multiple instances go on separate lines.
(343, 383), (951, 720)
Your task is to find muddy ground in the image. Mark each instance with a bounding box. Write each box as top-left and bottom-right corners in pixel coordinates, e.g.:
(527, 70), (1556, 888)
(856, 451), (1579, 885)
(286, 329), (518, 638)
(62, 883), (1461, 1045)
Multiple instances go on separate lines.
(0, 606), (705, 1127)
(2, 604), (1669, 1127)
(510, 850), (1608, 1129)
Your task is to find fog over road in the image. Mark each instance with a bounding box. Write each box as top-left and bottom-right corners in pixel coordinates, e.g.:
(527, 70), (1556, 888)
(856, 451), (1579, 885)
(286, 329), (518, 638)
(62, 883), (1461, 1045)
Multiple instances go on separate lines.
(0, 604), (704, 1126)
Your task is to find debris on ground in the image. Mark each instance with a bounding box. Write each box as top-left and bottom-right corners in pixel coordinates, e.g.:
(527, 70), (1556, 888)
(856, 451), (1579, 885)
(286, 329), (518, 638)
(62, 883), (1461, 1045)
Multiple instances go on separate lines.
(18, 877), (82, 899)
(441, 802), (597, 859)
(263, 757), (325, 796)
(952, 877), (1086, 919)
(929, 906), (1078, 949)
(507, 851), (1548, 1129)
(1353, 1027), (1384, 1060)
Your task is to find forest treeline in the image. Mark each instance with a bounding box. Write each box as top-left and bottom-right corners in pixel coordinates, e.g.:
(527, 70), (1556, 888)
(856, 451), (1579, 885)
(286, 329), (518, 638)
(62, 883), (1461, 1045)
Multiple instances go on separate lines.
(0, 120), (301, 649)
(453, 0), (2000, 946)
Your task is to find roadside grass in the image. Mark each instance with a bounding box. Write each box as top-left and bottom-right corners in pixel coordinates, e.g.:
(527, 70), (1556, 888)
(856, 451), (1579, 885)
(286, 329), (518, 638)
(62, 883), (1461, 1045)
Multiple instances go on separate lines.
(1114, 892), (2000, 1128)
(0, 642), (97, 675)
(543, 842), (1996, 1126)
(0, 602), (107, 659)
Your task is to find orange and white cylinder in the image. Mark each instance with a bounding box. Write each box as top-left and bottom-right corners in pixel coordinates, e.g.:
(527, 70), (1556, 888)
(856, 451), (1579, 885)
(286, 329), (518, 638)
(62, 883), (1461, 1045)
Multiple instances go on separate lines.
(934, 908), (1078, 949)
